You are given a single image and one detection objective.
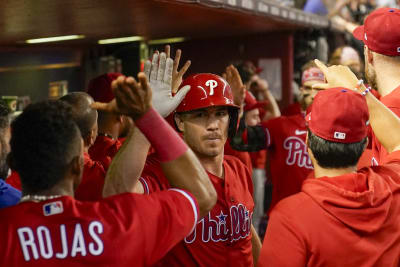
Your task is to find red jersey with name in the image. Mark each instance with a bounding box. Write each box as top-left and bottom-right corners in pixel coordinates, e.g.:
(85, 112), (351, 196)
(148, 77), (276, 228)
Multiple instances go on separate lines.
(259, 151), (400, 267)
(74, 152), (106, 202)
(141, 155), (254, 267)
(261, 113), (313, 213)
(372, 85), (400, 165)
(0, 190), (198, 267)
(88, 135), (122, 170)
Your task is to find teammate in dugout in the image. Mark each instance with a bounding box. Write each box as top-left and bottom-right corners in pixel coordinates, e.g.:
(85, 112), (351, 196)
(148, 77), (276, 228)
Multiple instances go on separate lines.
(351, 7), (400, 165)
(60, 92), (106, 201)
(0, 102), (21, 208)
(231, 61), (327, 215)
(0, 70), (217, 266)
(107, 50), (262, 266)
(258, 60), (400, 266)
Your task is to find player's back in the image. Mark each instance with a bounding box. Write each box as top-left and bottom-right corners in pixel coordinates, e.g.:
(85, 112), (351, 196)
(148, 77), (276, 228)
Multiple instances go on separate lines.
(0, 191), (197, 267)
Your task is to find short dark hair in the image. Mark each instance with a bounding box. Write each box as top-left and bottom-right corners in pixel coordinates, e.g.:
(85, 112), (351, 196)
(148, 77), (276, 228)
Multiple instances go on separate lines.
(0, 101), (10, 132)
(307, 129), (367, 169)
(9, 101), (81, 193)
(0, 102), (10, 179)
(60, 92), (97, 138)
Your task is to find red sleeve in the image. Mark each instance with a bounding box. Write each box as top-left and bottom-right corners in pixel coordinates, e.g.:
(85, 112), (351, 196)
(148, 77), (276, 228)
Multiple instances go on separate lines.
(258, 206), (307, 267)
(104, 190), (199, 266)
(75, 161), (106, 201)
(140, 155), (170, 193)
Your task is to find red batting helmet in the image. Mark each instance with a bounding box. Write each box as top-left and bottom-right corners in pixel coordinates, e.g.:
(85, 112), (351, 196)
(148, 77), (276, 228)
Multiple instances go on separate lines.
(175, 73), (239, 138)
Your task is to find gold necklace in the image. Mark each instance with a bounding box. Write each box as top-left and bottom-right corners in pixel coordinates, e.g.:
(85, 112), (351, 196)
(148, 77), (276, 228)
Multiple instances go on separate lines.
(20, 195), (62, 203)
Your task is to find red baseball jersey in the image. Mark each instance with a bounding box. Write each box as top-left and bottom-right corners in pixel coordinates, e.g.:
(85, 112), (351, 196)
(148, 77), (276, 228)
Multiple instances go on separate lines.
(0, 190), (198, 267)
(88, 135), (122, 170)
(74, 152), (106, 202)
(261, 113), (313, 213)
(371, 85), (400, 165)
(141, 155), (255, 267)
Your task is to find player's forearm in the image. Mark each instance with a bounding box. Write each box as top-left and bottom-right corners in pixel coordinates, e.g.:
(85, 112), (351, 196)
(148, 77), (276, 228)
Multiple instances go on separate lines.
(251, 225), (262, 267)
(161, 150), (217, 218)
(365, 88), (400, 153)
(135, 108), (217, 216)
(263, 90), (281, 118)
(103, 127), (150, 197)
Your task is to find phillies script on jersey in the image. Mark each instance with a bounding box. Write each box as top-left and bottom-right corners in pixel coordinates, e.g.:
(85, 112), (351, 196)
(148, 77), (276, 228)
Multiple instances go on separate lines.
(262, 113), (314, 212)
(141, 155), (255, 267)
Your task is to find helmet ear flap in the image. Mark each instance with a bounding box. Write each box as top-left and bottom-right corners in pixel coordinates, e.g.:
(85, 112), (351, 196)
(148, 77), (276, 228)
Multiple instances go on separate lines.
(228, 107), (239, 139)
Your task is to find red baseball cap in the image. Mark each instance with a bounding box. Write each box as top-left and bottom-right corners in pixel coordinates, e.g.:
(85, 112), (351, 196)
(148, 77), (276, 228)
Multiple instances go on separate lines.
(353, 7), (400, 56)
(87, 73), (123, 103)
(306, 88), (369, 143)
(243, 91), (268, 112)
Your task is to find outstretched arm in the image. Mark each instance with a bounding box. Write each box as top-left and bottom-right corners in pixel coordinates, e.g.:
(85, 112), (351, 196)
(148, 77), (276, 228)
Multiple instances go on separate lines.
(97, 47), (191, 197)
(314, 59), (400, 154)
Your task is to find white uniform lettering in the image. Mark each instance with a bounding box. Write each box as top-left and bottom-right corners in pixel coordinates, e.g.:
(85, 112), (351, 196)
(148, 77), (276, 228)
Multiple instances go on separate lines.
(88, 221), (104, 256)
(17, 221), (104, 261)
(55, 224), (68, 259)
(17, 227), (39, 261)
(37, 226), (53, 259)
(71, 223), (87, 257)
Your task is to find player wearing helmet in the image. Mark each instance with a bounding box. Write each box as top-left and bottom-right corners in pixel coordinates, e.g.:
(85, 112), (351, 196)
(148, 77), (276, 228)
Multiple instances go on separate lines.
(99, 49), (261, 266)
(135, 73), (261, 267)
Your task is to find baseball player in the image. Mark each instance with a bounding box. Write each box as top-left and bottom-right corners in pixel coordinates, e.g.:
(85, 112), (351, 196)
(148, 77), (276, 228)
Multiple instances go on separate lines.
(60, 92), (106, 201)
(87, 72), (129, 170)
(232, 62), (325, 216)
(0, 71), (217, 266)
(351, 8), (400, 165)
(259, 60), (400, 266)
(0, 102), (21, 208)
(126, 63), (261, 265)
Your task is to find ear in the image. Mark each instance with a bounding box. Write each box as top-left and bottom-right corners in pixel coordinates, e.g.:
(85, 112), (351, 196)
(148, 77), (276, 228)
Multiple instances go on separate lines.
(174, 113), (185, 132)
(71, 155), (84, 176)
(117, 114), (123, 124)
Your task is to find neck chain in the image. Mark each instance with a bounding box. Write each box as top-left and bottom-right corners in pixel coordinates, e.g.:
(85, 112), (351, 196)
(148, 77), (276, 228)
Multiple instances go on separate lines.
(98, 132), (115, 140)
(20, 195), (62, 203)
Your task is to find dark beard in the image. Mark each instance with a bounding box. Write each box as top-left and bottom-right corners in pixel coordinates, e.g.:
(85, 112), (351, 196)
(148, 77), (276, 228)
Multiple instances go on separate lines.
(0, 138), (9, 180)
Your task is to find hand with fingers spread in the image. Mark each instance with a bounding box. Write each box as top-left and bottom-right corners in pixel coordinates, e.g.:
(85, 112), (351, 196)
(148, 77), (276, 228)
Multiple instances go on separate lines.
(162, 45), (192, 94)
(91, 73), (152, 120)
(313, 59), (359, 91)
(143, 51), (191, 117)
(223, 65), (246, 106)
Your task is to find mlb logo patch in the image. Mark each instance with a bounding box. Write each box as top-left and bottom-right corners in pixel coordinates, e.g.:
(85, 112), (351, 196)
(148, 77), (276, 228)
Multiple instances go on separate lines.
(397, 47), (400, 53)
(43, 201), (63, 216)
(334, 132), (346, 140)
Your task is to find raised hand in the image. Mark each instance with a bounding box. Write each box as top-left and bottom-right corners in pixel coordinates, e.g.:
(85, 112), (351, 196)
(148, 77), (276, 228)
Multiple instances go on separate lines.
(143, 50), (190, 117)
(313, 59), (359, 90)
(224, 65), (246, 106)
(91, 73), (152, 120)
